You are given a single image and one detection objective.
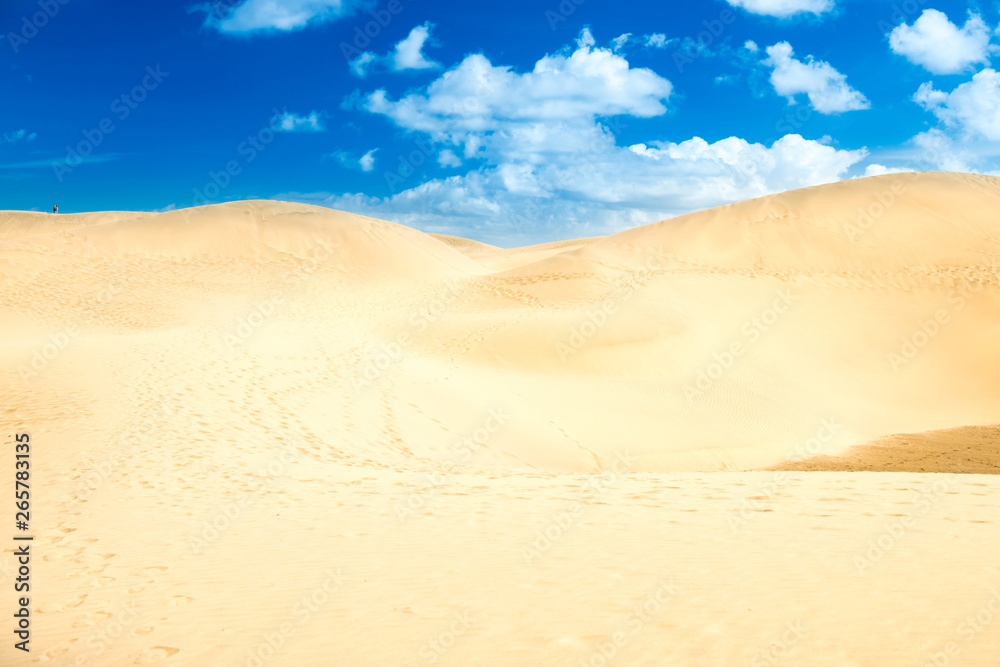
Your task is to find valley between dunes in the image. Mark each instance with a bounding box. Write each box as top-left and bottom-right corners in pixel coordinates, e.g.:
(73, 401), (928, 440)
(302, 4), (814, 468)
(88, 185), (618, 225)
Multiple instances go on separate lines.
(1, 171), (999, 665)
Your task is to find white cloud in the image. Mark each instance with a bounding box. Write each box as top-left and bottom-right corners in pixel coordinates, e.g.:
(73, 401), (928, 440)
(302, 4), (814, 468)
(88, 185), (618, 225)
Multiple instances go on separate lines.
(268, 29), (871, 245)
(197, 0), (362, 33)
(914, 69), (1000, 141)
(287, 33), (868, 244)
(608, 33), (673, 51)
(272, 110), (327, 132)
(862, 164), (916, 177)
(911, 129), (980, 172)
(645, 34), (671, 49)
(363, 32), (673, 162)
(390, 22), (440, 71)
(762, 41), (870, 114)
(744, 40), (759, 52)
(608, 33), (673, 52)
(349, 51), (376, 77)
(330, 148), (379, 171)
(438, 149), (462, 167)
(611, 33), (632, 51)
(359, 149), (378, 172)
(905, 130), (1000, 176)
(348, 23), (441, 77)
(889, 10), (994, 75)
(1, 129), (37, 144)
(872, 72), (1000, 175)
(725, 0), (834, 18)
(294, 133), (865, 245)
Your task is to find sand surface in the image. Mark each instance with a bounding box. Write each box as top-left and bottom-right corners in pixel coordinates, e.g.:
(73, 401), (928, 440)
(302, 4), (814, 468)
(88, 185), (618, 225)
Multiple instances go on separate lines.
(767, 424), (1000, 475)
(1, 171), (999, 665)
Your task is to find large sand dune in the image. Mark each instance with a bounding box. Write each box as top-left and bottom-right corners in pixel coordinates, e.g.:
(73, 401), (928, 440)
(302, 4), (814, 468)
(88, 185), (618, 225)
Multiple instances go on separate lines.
(9, 172), (996, 473)
(2, 171), (999, 665)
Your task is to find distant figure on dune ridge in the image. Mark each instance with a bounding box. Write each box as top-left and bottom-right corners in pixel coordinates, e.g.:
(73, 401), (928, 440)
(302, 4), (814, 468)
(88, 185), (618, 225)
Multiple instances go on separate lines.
(53, 204), (58, 214)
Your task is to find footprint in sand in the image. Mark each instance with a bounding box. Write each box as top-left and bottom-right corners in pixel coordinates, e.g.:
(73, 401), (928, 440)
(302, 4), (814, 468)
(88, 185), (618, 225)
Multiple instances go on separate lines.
(62, 594), (88, 610)
(38, 641), (74, 661)
(133, 646), (180, 663)
(91, 576), (116, 586)
(73, 611), (112, 628)
(169, 595), (193, 607)
(133, 566), (168, 576)
(132, 626), (155, 636)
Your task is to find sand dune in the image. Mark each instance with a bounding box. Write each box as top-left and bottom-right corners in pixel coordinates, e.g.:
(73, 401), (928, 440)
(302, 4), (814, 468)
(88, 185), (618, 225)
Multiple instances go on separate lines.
(2, 171), (999, 666)
(3, 172), (999, 472)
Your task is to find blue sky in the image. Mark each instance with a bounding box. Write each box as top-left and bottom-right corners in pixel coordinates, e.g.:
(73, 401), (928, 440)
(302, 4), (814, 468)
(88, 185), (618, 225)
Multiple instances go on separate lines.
(2, 0), (999, 245)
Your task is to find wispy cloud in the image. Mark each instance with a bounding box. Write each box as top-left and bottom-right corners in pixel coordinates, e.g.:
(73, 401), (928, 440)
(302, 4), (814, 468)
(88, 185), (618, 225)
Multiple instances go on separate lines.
(329, 148), (378, 171)
(608, 33), (675, 52)
(272, 110), (327, 133)
(645, 33), (673, 49)
(1, 129), (37, 144)
(0, 154), (122, 169)
(725, 0), (835, 18)
(194, 0), (368, 34)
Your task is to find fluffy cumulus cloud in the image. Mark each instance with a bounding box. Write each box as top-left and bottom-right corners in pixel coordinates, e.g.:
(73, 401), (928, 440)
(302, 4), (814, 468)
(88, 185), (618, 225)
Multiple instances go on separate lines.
(296, 133), (866, 244)
(391, 22), (439, 70)
(889, 10), (995, 75)
(625, 134), (865, 199)
(874, 69), (1000, 175)
(272, 111), (327, 132)
(914, 69), (1000, 141)
(349, 23), (440, 77)
(762, 42), (870, 114)
(196, 0), (364, 33)
(288, 32), (868, 244)
(363, 28), (672, 161)
(725, 0), (834, 18)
